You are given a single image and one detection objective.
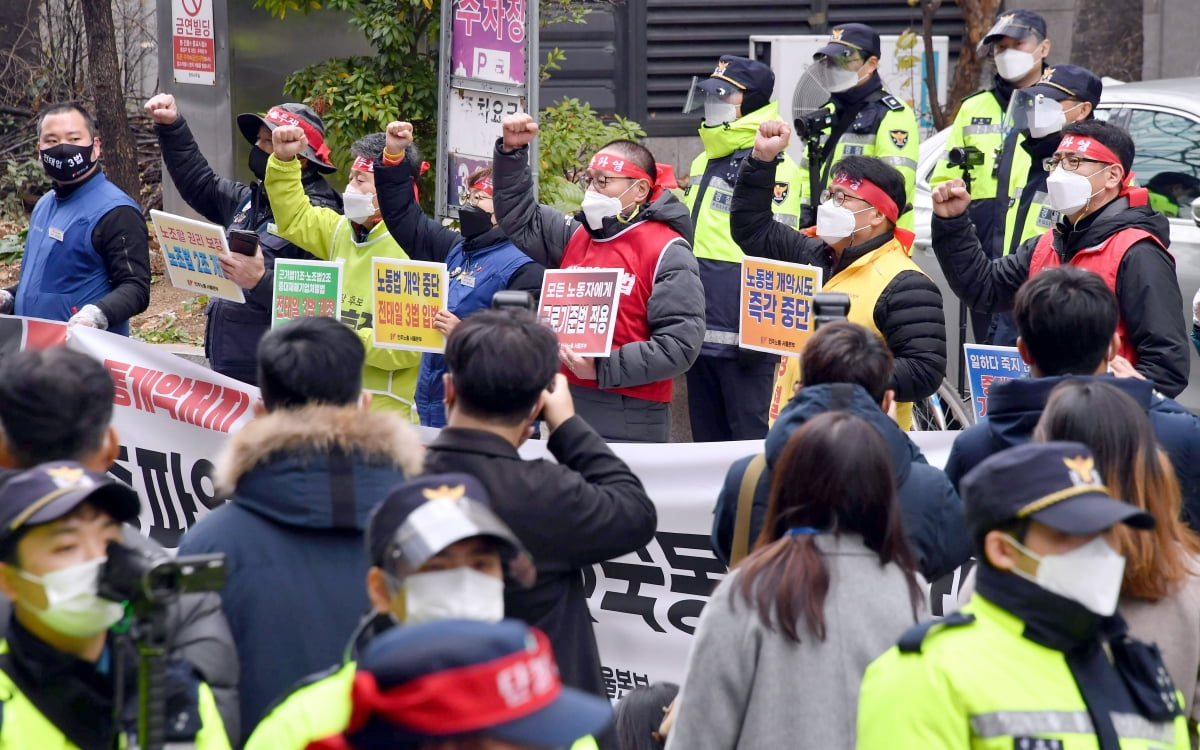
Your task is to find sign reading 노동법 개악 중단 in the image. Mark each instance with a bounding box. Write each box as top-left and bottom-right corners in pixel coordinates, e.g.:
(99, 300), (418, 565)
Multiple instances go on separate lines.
(171, 0), (215, 85)
(964, 343), (1031, 419)
(372, 258), (448, 353)
(538, 268), (623, 357)
(738, 256), (823, 357)
(149, 210), (245, 304)
(271, 259), (343, 328)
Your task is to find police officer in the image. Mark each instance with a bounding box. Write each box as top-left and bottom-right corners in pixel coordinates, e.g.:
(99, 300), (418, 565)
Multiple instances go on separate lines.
(929, 9), (1051, 341)
(858, 441), (1189, 750)
(683, 55), (803, 441)
(800, 23), (919, 231)
(987, 64), (1102, 345)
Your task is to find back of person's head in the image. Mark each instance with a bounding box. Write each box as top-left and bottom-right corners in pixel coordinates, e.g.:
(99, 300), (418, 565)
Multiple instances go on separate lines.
(350, 132), (387, 164)
(738, 412), (922, 643)
(800, 320), (893, 404)
(614, 682), (679, 750)
(1034, 379), (1200, 599)
(827, 155), (910, 222)
(443, 309), (559, 426)
(1014, 267), (1117, 376)
(0, 349), (114, 466)
(257, 316), (365, 411)
(1061, 119), (1135, 175)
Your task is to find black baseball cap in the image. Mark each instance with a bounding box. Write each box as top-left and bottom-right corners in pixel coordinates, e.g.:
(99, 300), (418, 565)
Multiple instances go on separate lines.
(815, 23), (882, 61)
(0, 462), (140, 546)
(961, 442), (1155, 546)
(366, 474), (534, 587)
(1025, 64), (1103, 107)
(979, 9), (1048, 55)
(236, 103), (337, 174)
(696, 55), (775, 98)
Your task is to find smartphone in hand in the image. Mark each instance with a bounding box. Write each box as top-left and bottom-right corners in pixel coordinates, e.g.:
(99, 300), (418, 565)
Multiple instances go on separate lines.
(226, 229), (259, 256)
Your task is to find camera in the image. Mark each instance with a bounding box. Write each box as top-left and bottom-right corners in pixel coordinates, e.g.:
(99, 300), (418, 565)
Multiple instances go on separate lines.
(947, 146), (984, 169)
(99, 542), (226, 610)
(813, 292), (851, 329)
(491, 290), (536, 311)
(794, 110), (834, 140)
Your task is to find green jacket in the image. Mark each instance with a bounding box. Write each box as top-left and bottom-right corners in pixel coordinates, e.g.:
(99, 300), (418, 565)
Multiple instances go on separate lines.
(265, 156), (421, 418)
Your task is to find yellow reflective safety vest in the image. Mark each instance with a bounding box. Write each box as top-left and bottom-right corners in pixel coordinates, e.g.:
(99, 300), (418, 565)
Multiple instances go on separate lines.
(0, 639), (231, 749)
(797, 85), (920, 232)
(857, 594), (1190, 750)
(1148, 190), (1181, 217)
(767, 235), (926, 430)
(246, 660), (600, 750)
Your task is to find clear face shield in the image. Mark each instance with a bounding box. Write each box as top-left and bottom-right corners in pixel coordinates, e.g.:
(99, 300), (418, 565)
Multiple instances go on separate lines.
(683, 77), (742, 126)
(1006, 90), (1079, 139)
(807, 50), (863, 94)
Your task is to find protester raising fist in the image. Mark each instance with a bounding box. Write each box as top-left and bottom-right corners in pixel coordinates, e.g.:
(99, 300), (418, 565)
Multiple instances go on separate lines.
(271, 125), (308, 161)
(501, 112), (539, 150)
(751, 120), (791, 162)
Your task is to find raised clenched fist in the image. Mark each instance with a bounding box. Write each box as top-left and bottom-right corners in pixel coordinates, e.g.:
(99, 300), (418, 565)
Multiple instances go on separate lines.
(144, 94), (179, 126)
(752, 120), (792, 162)
(271, 125), (308, 161)
(386, 121), (414, 155)
(501, 113), (539, 150)
(931, 178), (972, 219)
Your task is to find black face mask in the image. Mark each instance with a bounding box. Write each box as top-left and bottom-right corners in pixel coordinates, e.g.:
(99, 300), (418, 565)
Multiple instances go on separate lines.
(248, 147), (269, 181)
(39, 142), (96, 183)
(459, 204), (494, 239)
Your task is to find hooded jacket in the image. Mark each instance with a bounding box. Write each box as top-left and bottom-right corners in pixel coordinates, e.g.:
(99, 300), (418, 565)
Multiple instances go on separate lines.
(711, 383), (971, 581)
(931, 193), (1189, 396)
(945, 375), (1200, 527)
(491, 139), (705, 395)
(154, 116), (342, 384)
(176, 406), (422, 743)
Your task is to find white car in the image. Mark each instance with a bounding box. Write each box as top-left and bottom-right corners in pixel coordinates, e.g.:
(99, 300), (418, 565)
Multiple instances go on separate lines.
(911, 76), (1200, 411)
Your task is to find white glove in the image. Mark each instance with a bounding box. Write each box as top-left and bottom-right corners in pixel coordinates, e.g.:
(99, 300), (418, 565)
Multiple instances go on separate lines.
(0, 290), (13, 315)
(68, 304), (108, 329)
(1192, 287), (1200, 326)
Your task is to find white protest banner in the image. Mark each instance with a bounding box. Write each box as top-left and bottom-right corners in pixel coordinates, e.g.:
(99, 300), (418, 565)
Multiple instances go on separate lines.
(150, 210), (245, 303)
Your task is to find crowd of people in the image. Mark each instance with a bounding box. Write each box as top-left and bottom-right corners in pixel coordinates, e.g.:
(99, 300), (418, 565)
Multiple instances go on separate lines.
(4, 5), (1200, 750)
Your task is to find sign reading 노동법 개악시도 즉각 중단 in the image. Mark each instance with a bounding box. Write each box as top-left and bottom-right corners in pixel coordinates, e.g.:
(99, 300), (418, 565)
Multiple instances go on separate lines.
(436, 1), (536, 221)
(272, 258), (343, 328)
(964, 343), (1031, 420)
(150, 210), (245, 304)
(739, 256), (823, 357)
(538, 268), (623, 357)
(171, 0), (215, 85)
(372, 258), (448, 353)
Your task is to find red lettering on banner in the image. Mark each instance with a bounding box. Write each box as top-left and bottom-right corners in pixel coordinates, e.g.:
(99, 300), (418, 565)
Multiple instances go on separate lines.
(106, 359), (133, 407)
(103, 359), (249, 433)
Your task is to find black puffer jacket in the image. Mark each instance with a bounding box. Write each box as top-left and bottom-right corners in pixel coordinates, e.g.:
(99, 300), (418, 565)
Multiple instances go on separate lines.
(931, 193), (1189, 396)
(731, 155), (946, 402)
(154, 117), (342, 384)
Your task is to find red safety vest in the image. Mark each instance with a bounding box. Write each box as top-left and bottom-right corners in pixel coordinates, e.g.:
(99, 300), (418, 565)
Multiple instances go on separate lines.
(1027, 191), (1172, 364)
(560, 220), (683, 402)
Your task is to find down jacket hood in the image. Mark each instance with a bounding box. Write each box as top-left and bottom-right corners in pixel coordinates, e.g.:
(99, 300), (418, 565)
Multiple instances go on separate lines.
(215, 405), (424, 531)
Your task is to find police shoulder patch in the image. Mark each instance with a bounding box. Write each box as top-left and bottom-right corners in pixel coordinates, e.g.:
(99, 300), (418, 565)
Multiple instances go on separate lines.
(889, 130), (909, 150)
(881, 94), (904, 112)
(772, 182), (790, 205)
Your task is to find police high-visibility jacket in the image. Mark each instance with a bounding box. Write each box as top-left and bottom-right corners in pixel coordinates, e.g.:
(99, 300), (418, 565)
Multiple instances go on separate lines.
(0, 639), (231, 749)
(245, 661), (600, 750)
(856, 594), (1190, 750)
(797, 74), (920, 231)
(686, 101), (804, 357)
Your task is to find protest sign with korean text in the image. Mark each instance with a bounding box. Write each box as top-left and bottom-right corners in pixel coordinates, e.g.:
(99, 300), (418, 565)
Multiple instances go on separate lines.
(272, 259), (343, 328)
(372, 258), (447, 353)
(149, 210), (244, 303)
(964, 343), (1031, 419)
(539, 269), (623, 356)
(738, 256), (822, 356)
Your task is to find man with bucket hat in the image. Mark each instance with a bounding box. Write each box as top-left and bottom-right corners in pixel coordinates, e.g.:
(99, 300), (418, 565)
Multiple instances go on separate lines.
(682, 55), (804, 442)
(145, 94), (342, 384)
(858, 441), (1189, 750)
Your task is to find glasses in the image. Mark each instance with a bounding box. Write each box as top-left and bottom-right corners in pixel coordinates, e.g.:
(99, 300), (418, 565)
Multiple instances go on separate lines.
(458, 190), (493, 207)
(576, 173), (636, 190)
(1043, 154), (1108, 172)
(819, 189), (869, 207)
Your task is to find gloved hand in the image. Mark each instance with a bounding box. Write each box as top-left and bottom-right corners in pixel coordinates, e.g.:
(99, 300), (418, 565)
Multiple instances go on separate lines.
(1192, 286), (1200, 326)
(0, 290), (13, 314)
(68, 304), (108, 329)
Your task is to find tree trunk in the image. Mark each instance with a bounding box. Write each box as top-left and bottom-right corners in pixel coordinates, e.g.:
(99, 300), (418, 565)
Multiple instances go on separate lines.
(945, 0), (1003, 123)
(0, 0), (40, 110)
(80, 0), (142, 202)
(1072, 0), (1143, 82)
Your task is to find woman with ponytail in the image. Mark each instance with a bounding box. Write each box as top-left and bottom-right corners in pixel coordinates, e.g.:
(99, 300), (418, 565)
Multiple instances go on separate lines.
(665, 411), (927, 750)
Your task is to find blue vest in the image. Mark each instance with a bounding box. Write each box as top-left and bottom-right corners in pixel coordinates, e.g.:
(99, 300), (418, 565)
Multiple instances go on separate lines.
(18, 173), (139, 335)
(416, 237), (532, 427)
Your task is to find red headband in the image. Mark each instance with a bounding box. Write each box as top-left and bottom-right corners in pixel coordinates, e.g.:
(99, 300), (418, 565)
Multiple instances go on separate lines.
(470, 176), (494, 196)
(1055, 134), (1122, 167)
(264, 107), (332, 163)
(351, 156), (375, 173)
(588, 151), (654, 183)
(830, 172), (900, 223)
(338, 629), (561, 737)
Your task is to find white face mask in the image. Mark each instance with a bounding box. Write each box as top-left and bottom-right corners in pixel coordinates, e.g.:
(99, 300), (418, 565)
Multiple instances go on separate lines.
(994, 48), (1037, 81)
(18, 557), (125, 638)
(580, 181), (640, 231)
(815, 202), (873, 244)
(1004, 534), (1126, 616)
(1046, 165), (1111, 216)
(399, 567), (505, 626)
(703, 97), (739, 126)
(342, 185), (378, 225)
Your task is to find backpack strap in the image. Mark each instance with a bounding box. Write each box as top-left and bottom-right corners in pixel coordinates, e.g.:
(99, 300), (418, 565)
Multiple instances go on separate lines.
(731, 453), (768, 566)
